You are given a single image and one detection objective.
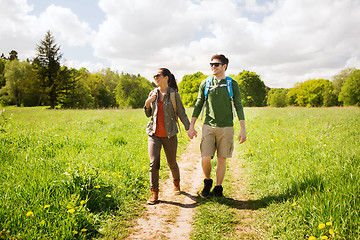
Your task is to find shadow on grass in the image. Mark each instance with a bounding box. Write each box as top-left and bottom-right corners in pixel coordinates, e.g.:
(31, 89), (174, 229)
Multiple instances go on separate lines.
(158, 173), (325, 211)
(211, 173), (325, 210)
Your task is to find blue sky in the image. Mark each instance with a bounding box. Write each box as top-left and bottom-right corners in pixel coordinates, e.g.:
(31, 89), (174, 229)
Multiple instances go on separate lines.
(1, 0), (359, 88)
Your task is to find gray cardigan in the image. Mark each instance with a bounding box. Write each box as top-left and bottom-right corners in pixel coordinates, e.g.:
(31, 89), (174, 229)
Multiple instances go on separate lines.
(145, 87), (190, 137)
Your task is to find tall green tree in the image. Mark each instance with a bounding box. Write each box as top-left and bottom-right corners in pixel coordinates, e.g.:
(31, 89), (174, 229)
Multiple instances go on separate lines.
(96, 68), (121, 107)
(115, 73), (153, 108)
(234, 70), (266, 107)
(338, 69), (360, 106)
(33, 31), (63, 109)
(60, 68), (94, 108)
(178, 72), (207, 107)
(2, 60), (40, 106)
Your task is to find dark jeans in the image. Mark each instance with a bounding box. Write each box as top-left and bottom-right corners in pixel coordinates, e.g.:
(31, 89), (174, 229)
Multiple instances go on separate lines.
(148, 135), (179, 189)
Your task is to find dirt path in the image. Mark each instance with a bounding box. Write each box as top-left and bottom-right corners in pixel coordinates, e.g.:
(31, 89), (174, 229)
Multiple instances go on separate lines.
(126, 134), (203, 240)
(126, 130), (262, 239)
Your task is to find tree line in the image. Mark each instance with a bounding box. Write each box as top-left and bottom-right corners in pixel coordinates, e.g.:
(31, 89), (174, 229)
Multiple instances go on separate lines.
(0, 31), (154, 109)
(1, 31), (359, 108)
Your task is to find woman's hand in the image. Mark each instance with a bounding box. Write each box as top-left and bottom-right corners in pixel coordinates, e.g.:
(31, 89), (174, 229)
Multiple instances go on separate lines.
(145, 92), (157, 108)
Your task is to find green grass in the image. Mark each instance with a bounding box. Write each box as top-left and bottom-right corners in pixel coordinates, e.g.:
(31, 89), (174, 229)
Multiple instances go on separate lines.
(190, 107), (360, 240)
(241, 107), (360, 239)
(0, 107), (189, 239)
(2, 107), (360, 239)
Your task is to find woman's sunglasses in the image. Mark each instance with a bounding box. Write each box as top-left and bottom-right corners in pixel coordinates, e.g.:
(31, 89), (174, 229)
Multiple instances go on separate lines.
(153, 74), (161, 79)
(210, 62), (224, 67)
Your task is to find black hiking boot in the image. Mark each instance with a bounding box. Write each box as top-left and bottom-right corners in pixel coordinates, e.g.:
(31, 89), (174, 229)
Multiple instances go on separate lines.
(201, 179), (213, 198)
(213, 185), (223, 197)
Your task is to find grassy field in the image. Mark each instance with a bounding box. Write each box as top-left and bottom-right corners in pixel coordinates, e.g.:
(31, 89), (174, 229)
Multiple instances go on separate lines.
(1, 107), (360, 239)
(191, 107), (360, 240)
(0, 107), (189, 239)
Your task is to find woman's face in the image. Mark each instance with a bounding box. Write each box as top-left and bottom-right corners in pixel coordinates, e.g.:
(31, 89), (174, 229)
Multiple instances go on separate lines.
(153, 70), (167, 86)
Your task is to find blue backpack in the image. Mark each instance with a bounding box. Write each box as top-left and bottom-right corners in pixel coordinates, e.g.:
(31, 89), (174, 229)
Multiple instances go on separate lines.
(201, 76), (235, 120)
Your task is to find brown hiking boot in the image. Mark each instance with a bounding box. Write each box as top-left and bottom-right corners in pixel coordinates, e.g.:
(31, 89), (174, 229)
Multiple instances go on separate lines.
(147, 188), (159, 205)
(173, 180), (181, 195)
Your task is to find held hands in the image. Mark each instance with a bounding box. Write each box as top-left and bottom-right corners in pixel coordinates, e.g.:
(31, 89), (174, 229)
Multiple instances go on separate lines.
(187, 128), (197, 139)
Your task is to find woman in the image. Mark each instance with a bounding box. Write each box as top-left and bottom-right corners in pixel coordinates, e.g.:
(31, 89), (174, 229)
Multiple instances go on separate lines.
(144, 68), (190, 205)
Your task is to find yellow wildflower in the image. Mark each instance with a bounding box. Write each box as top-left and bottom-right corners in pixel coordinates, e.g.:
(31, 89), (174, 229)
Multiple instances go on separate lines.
(318, 223), (326, 229)
(26, 211), (34, 217)
(80, 200), (86, 205)
(291, 202), (297, 206)
(95, 185), (100, 189)
(321, 236), (328, 240)
(44, 205), (50, 209)
(326, 222), (332, 226)
(106, 195), (111, 198)
(329, 229), (334, 235)
(73, 230), (78, 234)
(67, 209), (75, 213)
(81, 229), (87, 232)
(308, 236), (316, 240)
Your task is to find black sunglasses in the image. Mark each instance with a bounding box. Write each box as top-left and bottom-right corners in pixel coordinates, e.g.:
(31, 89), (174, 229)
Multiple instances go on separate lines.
(153, 74), (161, 79)
(210, 62), (224, 67)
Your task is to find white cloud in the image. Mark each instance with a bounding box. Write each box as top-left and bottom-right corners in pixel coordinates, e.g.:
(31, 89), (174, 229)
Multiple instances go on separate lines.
(0, 0), (93, 60)
(1, 0), (360, 88)
(38, 5), (94, 47)
(91, 0), (360, 87)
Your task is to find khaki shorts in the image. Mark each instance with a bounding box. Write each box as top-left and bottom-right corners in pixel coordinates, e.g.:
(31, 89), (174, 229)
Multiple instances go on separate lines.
(200, 124), (234, 158)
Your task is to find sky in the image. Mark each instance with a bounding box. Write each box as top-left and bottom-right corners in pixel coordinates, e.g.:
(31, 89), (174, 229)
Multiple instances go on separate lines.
(1, 0), (360, 88)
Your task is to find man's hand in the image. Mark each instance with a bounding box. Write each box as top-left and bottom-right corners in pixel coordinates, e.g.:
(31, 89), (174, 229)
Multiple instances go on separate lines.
(238, 120), (246, 144)
(187, 128), (197, 139)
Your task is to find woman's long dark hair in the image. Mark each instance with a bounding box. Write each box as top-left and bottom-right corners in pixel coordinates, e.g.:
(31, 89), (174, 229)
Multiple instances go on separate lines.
(160, 68), (178, 92)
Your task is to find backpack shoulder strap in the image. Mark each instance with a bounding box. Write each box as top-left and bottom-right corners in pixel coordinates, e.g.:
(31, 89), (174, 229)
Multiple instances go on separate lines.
(170, 91), (181, 134)
(226, 76), (233, 99)
(204, 76), (213, 100)
(170, 91), (177, 118)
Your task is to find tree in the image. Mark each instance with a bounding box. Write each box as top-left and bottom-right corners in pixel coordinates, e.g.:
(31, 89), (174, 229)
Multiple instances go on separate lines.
(33, 31), (63, 109)
(178, 72), (207, 107)
(289, 79), (333, 107)
(9, 50), (19, 61)
(332, 68), (356, 106)
(115, 73), (153, 108)
(267, 88), (289, 107)
(233, 70), (266, 107)
(2, 60), (40, 106)
(338, 69), (360, 106)
(0, 58), (6, 88)
(95, 68), (120, 107)
(60, 68), (94, 108)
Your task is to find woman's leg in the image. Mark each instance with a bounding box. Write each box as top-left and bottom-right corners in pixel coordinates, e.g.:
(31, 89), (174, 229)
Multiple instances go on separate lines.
(148, 135), (162, 189)
(161, 135), (180, 181)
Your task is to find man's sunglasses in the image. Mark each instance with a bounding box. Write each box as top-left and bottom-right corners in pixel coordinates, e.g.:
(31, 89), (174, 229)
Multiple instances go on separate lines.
(210, 62), (224, 67)
(153, 74), (161, 79)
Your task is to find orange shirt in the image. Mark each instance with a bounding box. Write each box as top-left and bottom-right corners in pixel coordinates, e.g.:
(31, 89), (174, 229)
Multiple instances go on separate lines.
(154, 101), (167, 137)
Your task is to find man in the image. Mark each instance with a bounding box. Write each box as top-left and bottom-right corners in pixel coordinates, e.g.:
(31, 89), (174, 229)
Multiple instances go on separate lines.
(187, 54), (246, 198)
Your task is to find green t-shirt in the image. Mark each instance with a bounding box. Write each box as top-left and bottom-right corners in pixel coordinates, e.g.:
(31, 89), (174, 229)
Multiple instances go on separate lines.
(192, 76), (245, 127)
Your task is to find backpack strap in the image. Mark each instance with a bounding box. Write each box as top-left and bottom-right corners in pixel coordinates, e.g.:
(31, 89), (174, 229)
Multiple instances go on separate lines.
(170, 91), (181, 135)
(201, 76), (235, 120)
(204, 76), (213, 100)
(226, 76), (233, 100)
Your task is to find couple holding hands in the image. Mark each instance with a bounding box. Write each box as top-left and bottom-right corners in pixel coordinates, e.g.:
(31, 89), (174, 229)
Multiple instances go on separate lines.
(144, 54), (246, 205)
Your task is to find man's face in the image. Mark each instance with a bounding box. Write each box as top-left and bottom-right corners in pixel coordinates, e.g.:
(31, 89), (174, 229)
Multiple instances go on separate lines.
(210, 59), (226, 76)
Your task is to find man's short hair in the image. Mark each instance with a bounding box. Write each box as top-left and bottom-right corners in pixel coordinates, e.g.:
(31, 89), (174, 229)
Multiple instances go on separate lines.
(211, 54), (229, 70)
